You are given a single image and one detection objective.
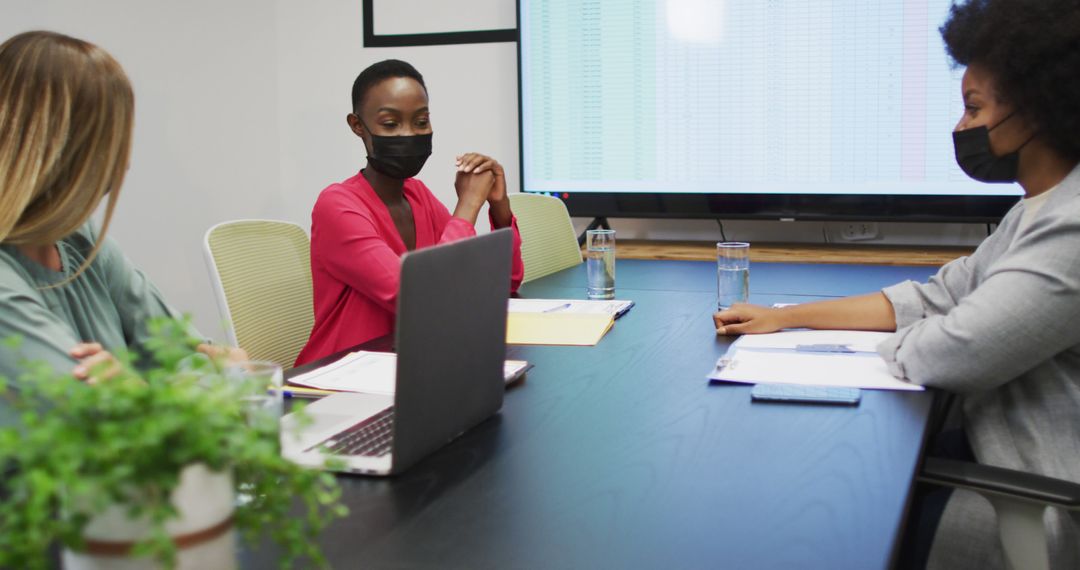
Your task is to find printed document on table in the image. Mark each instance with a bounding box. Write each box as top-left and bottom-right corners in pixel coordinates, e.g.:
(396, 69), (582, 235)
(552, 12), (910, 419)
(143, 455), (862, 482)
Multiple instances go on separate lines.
(289, 351), (530, 394)
(289, 351), (397, 394)
(509, 298), (634, 317)
(708, 350), (924, 391)
(731, 330), (892, 354)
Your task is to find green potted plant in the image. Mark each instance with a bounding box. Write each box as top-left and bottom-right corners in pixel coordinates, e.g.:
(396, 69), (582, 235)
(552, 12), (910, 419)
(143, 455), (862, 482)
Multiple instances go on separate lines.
(0, 317), (347, 569)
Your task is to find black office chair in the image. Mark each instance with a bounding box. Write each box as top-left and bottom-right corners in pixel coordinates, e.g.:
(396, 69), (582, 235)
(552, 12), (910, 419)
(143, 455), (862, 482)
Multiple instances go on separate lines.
(918, 458), (1080, 570)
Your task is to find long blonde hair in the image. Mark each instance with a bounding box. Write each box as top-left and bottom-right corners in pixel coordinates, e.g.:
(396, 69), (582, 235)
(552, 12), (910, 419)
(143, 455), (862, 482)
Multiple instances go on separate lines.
(0, 31), (134, 277)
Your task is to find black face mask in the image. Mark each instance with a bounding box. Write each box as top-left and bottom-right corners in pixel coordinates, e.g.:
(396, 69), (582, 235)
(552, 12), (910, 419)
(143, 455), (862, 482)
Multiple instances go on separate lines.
(952, 112), (1032, 184)
(358, 119), (432, 179)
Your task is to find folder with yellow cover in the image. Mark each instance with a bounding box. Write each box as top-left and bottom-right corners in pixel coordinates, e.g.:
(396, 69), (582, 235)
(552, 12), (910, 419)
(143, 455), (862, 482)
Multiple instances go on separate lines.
(506, 312), (615, 346)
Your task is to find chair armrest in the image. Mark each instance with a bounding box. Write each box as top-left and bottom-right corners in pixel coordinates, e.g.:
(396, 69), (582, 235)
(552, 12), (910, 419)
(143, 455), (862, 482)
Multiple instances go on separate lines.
(920, 457), (1080, 510)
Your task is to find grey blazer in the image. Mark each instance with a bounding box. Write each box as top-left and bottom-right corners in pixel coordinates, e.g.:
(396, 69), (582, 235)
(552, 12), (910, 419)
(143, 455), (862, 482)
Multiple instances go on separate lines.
(879, 163), (1080, 569)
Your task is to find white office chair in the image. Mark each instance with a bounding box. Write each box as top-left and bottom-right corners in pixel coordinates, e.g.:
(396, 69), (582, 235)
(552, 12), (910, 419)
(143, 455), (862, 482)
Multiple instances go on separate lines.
(203, 219), (313, 369)
(508, 193), (583, 283)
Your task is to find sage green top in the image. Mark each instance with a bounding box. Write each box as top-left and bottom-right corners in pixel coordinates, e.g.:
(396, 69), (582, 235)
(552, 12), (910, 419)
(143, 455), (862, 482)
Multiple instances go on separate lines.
(0, 223), (191, 426)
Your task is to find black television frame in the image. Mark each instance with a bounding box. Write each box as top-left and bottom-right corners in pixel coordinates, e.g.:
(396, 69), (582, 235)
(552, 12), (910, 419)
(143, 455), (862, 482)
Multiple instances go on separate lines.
(514, 0), (1018, 224)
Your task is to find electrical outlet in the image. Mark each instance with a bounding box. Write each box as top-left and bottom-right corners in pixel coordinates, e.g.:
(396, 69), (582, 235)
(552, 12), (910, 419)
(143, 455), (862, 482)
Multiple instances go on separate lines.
(839, 222), (880, 241)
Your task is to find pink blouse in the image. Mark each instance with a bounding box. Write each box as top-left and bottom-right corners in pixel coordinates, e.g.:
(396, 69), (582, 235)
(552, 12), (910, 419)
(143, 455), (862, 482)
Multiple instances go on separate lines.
(296, 172), (523, 366)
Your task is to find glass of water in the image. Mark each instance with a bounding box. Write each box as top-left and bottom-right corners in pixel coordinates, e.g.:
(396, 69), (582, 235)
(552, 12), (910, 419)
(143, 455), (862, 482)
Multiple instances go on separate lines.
(224, 360), (283, 433)
(586, 229), (616, 299)
(222, 360), (282, 505)
(716, 242), (750, 310)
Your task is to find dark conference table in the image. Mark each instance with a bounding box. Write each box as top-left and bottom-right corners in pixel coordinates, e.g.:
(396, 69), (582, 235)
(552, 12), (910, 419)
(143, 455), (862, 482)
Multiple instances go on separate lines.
(249, 259), (940, 569)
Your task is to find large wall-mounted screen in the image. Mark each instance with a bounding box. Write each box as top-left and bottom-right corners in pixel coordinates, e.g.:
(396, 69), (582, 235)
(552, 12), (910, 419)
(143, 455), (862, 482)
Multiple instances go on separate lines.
(518, 0), (1021, 221)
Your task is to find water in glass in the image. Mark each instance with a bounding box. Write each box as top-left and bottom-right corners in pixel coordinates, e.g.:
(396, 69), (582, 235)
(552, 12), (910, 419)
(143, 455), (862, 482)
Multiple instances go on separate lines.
(586, 247), (616, 299)
(716, 266), (750, 310)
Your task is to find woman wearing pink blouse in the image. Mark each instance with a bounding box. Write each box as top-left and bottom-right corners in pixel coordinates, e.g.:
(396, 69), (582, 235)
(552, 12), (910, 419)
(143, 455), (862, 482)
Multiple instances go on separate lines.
(296, 60), (523, 366)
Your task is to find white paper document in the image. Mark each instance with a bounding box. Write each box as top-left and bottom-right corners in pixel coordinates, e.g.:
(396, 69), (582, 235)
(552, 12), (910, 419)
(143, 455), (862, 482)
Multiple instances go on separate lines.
(731, 330), (892, 354)
(709, 330), (922, 391)
(289, 351), (398, 394)
(289, 351), (530, 395)
(508, 298), (634, 317)
(708, 350), (923, 391)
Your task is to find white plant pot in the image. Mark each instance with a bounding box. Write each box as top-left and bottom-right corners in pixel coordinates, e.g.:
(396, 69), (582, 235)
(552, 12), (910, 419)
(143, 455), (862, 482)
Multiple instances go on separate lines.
(62, 463), (237, 570)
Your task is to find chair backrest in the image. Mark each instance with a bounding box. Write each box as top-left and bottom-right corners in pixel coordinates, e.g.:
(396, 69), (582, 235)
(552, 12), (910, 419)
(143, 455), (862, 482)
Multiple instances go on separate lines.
(508, 193), (583, 283)
(203, 220), (313, 368)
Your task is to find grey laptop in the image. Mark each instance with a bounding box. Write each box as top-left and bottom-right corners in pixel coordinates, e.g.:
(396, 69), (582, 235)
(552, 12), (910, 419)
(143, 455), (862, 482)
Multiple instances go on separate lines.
(281, 228), (512, 475)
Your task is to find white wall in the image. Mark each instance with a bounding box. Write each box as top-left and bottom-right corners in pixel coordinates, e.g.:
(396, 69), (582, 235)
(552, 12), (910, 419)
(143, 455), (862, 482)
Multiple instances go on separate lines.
(275, 1), (521, 238)
(2, 0), (282, 339)
(1, 1), (988, 342)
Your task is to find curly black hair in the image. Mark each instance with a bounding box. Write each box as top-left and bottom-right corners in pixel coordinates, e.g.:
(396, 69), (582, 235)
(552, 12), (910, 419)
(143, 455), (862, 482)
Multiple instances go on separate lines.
(941, 0), (1080, 162)
(350, 59), (427, 114)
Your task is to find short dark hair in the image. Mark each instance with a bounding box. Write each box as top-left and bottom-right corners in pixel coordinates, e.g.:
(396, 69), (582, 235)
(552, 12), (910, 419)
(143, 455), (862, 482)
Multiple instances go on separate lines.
(941, 0), (1080, 161)
(350, 59), (427, 114)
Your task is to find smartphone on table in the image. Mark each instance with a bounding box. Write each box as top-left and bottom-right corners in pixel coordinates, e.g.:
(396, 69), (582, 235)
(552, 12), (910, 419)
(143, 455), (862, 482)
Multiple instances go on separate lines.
(750, 383), (861, 406)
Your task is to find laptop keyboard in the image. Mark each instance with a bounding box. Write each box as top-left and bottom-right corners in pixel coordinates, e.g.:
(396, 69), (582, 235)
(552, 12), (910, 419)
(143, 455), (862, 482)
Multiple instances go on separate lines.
(310, 406), (395, 457)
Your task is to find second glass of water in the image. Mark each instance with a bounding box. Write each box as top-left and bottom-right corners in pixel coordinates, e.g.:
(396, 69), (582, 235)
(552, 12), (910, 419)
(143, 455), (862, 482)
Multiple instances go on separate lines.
(586, 229), (616, 299)
(224, 360), (284, 433)
(717, 242), (750, 310)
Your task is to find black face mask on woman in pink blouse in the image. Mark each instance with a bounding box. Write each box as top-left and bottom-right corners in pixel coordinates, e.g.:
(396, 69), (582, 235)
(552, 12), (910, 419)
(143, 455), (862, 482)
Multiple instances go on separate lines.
(361, 120), (433, 180)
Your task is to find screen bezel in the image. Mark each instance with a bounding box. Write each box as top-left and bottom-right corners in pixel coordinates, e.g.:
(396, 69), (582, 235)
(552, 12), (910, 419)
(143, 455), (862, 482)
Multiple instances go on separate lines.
(514, 0), (1018, 223)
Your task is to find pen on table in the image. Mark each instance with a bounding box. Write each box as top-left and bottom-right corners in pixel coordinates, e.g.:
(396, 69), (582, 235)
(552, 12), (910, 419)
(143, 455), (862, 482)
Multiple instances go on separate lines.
(543, 302), (572, 313)
(270, 386), (336, 399)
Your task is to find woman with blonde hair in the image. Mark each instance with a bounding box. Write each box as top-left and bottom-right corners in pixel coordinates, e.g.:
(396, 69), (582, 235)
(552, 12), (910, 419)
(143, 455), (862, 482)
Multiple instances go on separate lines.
(0, 31), (236, 423)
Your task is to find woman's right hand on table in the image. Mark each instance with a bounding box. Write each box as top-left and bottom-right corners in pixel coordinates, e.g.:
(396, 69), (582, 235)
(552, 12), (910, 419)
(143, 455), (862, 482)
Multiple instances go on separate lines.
(713, 304), (788, 336)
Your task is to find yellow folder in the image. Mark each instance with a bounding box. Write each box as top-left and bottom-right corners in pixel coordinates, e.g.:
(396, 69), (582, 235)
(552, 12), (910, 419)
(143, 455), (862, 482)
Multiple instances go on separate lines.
(506, 312), (615, 346)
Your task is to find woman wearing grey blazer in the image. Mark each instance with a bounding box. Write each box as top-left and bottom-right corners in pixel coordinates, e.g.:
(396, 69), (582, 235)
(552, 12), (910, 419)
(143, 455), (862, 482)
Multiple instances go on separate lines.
(713, 0), (1080, 567)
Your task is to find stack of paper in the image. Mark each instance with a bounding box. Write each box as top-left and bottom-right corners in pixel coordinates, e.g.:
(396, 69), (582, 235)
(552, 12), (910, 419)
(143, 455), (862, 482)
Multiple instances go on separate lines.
(505, 298), (633, 346)
(508, 298), (634, 317)
(289, 351), (531, 395)
(707, 330), (923, 392)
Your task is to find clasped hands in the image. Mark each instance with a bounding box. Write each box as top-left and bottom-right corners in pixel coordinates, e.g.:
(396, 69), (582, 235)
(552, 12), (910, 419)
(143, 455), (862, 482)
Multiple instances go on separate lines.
(454, 152), (506, 206)
(70, 342), (248, 384)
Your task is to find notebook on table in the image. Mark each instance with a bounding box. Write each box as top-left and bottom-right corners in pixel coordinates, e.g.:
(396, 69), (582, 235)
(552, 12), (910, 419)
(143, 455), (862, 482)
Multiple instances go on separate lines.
(505, 298), (634, 346)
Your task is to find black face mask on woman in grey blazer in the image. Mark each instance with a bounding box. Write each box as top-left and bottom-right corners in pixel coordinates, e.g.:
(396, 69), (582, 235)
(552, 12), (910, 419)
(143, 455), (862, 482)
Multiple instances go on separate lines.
(953, 111), (1037, 183)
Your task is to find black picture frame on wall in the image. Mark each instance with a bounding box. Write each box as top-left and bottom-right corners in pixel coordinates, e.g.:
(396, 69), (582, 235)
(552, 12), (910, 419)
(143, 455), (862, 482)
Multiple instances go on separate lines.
(362, 0), (518, 47)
